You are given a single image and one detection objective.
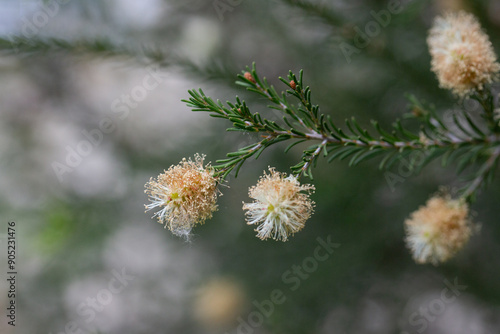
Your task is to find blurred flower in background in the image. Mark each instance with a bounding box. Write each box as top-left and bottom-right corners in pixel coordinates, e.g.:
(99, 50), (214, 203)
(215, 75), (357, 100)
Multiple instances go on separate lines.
(193, 277), (247, 331)
(428, 11), (500, 97)
(405, 194), (473, 265)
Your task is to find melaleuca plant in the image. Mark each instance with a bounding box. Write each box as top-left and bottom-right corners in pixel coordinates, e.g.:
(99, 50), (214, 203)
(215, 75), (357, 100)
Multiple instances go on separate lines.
(145, 11), (500, 265)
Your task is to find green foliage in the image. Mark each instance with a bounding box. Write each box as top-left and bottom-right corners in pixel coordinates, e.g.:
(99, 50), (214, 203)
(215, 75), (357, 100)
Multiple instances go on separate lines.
(36, 205), (75, 254)
(0, 36), (239, 84)
(184, 64), (500, 201)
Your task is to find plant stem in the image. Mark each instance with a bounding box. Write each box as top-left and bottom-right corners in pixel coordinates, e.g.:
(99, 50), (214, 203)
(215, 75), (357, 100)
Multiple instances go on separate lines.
(253, 81), (312, 132)
(475, 89), (500, 134)
(298, 139), (328, 178)
(462, 146), (500, 200)
(272, 130), (500, 150)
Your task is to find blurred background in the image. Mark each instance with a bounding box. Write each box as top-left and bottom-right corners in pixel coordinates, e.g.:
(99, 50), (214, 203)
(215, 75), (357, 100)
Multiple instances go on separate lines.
(0, 0), (500, 333)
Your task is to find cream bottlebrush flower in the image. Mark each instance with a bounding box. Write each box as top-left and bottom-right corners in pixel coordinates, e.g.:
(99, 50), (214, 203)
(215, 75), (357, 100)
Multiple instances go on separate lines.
(243, 168), (315, 241)
(405, 195), (473, 265)
(144, 154), (219, 238)
(428, 11), (500, 97)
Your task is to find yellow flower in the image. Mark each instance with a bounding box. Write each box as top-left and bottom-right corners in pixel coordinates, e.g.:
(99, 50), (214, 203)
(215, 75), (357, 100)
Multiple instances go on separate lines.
(427, 11), (500, 97)
(193, 277), (246, 329)
(243, 168), (315, 241)
(405, 194), (473, 265)
(144, 154), (219, 238)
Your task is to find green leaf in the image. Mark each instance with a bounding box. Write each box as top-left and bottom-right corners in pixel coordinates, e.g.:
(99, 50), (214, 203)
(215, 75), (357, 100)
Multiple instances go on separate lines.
(285, 139), (307, 153)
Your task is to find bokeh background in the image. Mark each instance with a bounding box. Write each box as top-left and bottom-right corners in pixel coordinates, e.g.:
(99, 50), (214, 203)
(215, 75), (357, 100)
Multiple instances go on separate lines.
(0, 0), (500, 333)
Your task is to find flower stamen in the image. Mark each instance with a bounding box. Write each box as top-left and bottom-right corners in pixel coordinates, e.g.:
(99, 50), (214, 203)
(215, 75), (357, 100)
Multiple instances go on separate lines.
(144, 154), (220, 239)
(243, 168), (315, 241)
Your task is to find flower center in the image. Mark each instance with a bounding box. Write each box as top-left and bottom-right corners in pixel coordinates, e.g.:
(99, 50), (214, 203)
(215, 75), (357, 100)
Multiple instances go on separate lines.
(168, 192), (181, 204)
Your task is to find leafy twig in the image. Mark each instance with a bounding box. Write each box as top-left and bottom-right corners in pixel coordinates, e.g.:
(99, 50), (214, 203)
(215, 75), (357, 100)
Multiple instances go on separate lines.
(184, 64), (500, 200)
